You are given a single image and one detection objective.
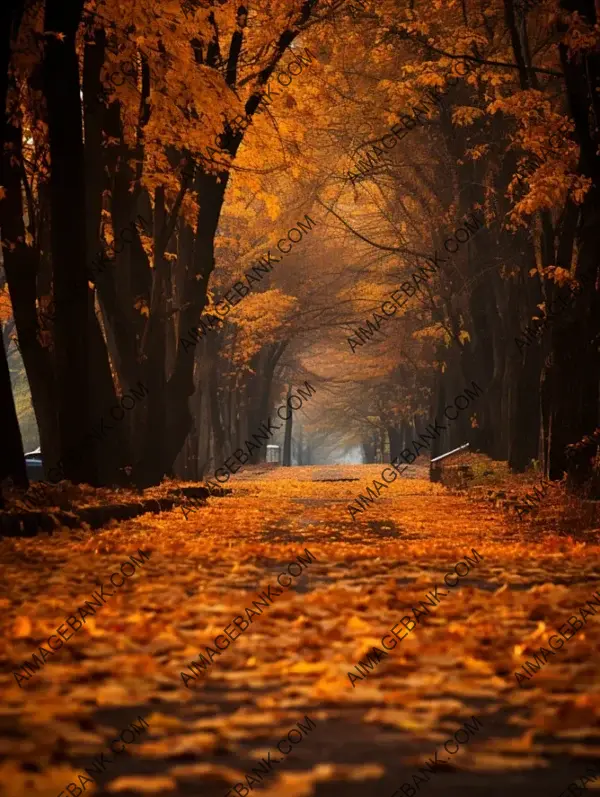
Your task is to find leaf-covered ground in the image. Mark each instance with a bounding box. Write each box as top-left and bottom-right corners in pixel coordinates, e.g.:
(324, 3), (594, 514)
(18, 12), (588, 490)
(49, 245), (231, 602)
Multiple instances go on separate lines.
(1, 465), (600, 797)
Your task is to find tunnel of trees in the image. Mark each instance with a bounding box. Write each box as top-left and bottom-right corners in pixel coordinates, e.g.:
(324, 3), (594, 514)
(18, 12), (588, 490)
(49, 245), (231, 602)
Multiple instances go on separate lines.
(1, 0), (599, 497)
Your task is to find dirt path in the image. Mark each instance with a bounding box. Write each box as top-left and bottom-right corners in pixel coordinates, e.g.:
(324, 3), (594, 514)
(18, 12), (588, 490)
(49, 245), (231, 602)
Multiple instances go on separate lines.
(1, 465), (599, 797)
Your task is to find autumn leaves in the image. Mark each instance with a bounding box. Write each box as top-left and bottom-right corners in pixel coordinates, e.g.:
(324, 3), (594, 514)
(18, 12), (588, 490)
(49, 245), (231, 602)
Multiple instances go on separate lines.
(177, 214), (318, 359)
(388, 717), (484, 797)
(514, 476), (552, 519)
(346, 256), (442, 353)
(223, 715), (317, 797)
(185, 46), (316, 168)
(512, 589), (600, 687)
(253, 48), (316, 119)
(55, 715), (150, 797)
(346, 56), (474, 186)
(346, 210), (485, 354)
(180, 549), (318, 688)
(12, 549), (152, 688)
(346, 549), (484, 688)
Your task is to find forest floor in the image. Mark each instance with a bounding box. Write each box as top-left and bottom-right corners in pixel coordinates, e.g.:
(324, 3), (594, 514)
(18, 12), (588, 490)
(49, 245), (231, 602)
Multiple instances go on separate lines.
(1, 464), (600, 797)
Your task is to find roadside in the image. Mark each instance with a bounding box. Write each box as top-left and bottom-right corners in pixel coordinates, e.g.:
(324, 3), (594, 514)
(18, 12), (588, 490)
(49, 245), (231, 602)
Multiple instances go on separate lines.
(0, 481), (225, 539)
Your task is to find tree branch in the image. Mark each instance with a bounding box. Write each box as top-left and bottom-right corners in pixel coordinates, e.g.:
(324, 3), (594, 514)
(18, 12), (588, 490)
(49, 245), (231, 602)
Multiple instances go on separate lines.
(316, 197), (432, 260)
(385, 26), (563, 78)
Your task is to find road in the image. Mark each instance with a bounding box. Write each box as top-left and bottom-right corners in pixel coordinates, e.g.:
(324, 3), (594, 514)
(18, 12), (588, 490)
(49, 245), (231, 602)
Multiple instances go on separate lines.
(1, 464), (599, 797)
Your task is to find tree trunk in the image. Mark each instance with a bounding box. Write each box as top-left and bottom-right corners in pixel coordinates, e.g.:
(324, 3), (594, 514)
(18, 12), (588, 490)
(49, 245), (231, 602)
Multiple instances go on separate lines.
(508, 340), (541, 472)
(0, 0), (28, 488)
(137, 187), (169, 485)
(207, 336), (226, 463)
(82, 28), (132, 485)
(0, 343), (27, 487)
(44, 0), (95, 483)
(296, 425), (305, 466)
(282, 384), (293, 466)
(1, 88), (60, 462)
(387, 425), (402, 462)
(166, 173), (230, 468)
(362, 436), (376, 463)
(507, 227), (543, 472)
(429, 370), (446, 461)
(545, 0), (600, 486)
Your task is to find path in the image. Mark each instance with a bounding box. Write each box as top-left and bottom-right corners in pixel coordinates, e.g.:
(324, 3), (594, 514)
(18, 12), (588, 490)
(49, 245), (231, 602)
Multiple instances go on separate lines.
(1, 465), (599, 797)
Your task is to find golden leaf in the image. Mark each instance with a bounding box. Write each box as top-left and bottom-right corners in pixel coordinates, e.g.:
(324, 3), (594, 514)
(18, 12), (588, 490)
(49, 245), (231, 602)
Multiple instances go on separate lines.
(108, 775), (177, 793)
(12, 616), (32, 638)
